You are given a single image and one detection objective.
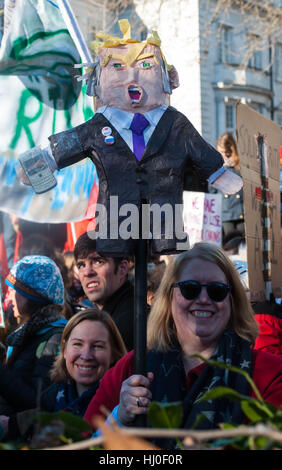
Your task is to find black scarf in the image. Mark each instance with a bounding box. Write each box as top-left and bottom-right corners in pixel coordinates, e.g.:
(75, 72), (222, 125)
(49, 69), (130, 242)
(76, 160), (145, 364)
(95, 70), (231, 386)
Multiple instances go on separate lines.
(6, 306), (62, 348)
(147, 329), (252, 446)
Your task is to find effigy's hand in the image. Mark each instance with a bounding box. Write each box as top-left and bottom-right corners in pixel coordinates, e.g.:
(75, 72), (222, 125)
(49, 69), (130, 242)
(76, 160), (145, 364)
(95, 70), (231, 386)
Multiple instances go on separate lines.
(16, 163), (31, 185)
(118, 372), (154, 425)
(210, 167), (243, 195)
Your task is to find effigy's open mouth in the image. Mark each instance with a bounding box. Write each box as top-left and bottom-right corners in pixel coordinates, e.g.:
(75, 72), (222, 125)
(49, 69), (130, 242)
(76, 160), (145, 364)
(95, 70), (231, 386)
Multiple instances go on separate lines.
(128, 86), (142, 103)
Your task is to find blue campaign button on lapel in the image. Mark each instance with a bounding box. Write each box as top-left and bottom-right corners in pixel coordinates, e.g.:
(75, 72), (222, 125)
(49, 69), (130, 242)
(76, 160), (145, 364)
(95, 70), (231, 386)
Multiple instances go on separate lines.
(101, 126), (112, 136)
(105, 135), (115, 145)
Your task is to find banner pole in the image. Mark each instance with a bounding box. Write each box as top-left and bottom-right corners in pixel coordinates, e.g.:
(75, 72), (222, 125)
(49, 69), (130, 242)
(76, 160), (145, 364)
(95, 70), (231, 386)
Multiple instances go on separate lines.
(57, 0), (93, 63)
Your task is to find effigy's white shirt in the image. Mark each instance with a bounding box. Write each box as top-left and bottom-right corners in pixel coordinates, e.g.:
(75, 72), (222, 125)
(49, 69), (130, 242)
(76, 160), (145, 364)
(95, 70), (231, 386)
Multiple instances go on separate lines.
(96, 105), (168, 152)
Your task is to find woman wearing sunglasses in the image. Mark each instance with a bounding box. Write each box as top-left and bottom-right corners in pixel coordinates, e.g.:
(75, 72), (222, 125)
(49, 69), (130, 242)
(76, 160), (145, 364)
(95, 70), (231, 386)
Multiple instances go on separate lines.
(84, 243), (282, 445)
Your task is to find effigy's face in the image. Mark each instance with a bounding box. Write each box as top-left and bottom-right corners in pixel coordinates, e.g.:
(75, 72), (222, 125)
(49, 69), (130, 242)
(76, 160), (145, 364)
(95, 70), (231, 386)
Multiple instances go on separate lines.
(96, 43), (168, 113)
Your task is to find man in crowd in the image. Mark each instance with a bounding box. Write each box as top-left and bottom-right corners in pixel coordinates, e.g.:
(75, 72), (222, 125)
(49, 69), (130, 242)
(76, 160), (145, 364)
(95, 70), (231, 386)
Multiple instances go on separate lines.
(74, 231), (134, 351)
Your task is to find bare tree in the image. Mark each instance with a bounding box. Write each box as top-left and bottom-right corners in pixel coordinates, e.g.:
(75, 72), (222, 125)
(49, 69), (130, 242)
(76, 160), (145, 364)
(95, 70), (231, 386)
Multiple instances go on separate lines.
(197, 0), (281, 72)
(120, 0), (281, 73)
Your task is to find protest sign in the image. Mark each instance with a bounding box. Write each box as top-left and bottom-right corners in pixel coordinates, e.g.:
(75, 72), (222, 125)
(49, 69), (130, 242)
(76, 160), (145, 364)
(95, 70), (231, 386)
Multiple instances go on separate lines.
(0, 296), (4, 329)
(183, 191), (222, 247)
(236, 103), (282, 301)
(0, 0), (97, 223)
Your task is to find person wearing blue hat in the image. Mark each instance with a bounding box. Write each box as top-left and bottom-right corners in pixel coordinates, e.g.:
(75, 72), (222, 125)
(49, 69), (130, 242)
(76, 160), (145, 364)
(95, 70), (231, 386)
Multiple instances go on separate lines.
(0, 255), (67, 417)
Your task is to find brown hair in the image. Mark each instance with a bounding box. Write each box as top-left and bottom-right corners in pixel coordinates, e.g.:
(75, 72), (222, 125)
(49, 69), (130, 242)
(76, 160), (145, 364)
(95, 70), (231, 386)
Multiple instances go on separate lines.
(74, 231), (129, 273)
(147, 242), (258, 351)
(50, 308), (127, 382)
(216, 132), (240, 169)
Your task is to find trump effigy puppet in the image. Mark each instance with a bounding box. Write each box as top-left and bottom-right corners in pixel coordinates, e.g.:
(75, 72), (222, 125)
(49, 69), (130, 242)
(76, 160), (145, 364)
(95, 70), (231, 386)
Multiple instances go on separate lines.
(19, 19), (242, 255)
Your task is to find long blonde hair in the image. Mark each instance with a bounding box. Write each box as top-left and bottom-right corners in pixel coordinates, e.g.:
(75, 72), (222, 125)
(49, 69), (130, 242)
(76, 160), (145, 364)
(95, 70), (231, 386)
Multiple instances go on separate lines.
(51, 308), (127, 382)
(147, 243), (258, 351)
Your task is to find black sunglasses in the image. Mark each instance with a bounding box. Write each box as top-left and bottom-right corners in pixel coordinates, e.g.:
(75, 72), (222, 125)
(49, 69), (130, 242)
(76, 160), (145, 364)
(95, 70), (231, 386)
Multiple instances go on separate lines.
(172, 280), (231, 302)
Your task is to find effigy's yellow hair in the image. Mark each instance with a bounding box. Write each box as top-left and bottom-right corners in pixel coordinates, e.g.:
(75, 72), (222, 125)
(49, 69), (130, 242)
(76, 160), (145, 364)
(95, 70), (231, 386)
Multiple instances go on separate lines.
(90, 19), (172, 70)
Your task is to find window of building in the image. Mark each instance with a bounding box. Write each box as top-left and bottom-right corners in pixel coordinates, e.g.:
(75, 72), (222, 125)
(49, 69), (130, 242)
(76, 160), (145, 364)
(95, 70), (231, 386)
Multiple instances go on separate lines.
(247, 35), (263, 70)
(0, 1), (4, 47)
(225, 103), (236, 132)
(248, 102), (264, 115)
(275, 43), (282, 82)
(248, 50), (262, 69)
(218, 25), (234, 65)
(215, 99), (237, 137)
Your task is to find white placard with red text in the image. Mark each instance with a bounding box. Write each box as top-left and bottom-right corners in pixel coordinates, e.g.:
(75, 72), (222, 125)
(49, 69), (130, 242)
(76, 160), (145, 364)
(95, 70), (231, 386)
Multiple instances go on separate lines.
(183, 191), (222, 247)
(0, 298), (5, 328)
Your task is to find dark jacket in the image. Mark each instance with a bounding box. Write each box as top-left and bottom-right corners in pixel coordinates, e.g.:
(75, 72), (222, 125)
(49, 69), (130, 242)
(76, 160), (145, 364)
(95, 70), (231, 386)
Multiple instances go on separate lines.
(75, 280), (143, 351)
(0, 306), (66, 415)
(7, 380), (99, 441)
(102, 280), (135, 352)
(49, 106), (223, 255)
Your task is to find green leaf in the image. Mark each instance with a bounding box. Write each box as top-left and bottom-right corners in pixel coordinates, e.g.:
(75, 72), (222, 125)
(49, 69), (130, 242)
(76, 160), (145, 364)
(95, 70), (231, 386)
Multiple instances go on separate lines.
(190, 413), (208, 430)
(241, 400), (275, 422)
(34, 411), (92, 442)
(272, 414), (282, 429)
(210, 436), (245, 448)
(199, 386), (250, 403)
(220, 422), (237, 429)
(210, 425), (249, 450)
(253, 436), (270, 450)
(148, 401), (183, 429)
(0, 443), (19, 450)
(193, 354), (264, 402)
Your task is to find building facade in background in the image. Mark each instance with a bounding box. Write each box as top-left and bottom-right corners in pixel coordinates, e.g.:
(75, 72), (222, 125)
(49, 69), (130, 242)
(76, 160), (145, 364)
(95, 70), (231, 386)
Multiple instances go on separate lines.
(1, 1), (280, 146)
(70, 0), (282, 146)
(0, 1), (3, 43)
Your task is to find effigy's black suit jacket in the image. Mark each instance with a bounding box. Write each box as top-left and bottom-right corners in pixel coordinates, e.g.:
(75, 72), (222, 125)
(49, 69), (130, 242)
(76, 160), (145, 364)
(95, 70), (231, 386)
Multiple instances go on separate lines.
(49, 106), (223, 255)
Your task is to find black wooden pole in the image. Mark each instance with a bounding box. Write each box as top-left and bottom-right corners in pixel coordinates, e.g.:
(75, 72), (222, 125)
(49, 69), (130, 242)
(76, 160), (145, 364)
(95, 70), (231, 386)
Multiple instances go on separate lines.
(134, 237), (147, 375)
(133, 205), (148, 427)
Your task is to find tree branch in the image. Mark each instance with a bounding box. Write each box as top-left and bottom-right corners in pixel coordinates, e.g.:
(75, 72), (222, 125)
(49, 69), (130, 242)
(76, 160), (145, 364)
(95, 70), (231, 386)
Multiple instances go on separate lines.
(44, 423), (282, 450)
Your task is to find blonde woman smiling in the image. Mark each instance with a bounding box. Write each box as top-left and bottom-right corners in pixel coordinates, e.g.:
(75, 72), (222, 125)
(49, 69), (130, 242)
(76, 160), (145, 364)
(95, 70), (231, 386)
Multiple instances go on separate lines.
(84, 243), (282, 449)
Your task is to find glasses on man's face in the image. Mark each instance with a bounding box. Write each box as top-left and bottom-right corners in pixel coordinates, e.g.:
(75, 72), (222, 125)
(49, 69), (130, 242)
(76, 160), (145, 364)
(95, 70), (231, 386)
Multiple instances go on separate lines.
(172, 280), (232, 302)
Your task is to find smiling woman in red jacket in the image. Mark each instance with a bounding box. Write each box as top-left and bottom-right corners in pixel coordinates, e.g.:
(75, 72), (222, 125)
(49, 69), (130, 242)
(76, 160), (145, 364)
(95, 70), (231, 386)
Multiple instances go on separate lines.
(84, 243), (282, 445)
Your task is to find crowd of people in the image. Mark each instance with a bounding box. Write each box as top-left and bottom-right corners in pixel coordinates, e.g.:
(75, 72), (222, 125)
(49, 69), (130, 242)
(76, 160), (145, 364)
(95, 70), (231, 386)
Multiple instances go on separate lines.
(0, 214), (281, 448)
(0, 8), (281, 449)
(0, 130), (280, 448)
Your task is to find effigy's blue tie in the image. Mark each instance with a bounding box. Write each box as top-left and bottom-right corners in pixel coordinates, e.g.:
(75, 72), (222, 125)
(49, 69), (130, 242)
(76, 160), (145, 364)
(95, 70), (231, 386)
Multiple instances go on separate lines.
(130, 113), (149, 161)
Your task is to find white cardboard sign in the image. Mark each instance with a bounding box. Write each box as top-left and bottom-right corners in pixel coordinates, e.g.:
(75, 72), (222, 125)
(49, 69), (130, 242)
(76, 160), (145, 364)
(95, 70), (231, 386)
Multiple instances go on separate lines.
(183, 191), (222, 247)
